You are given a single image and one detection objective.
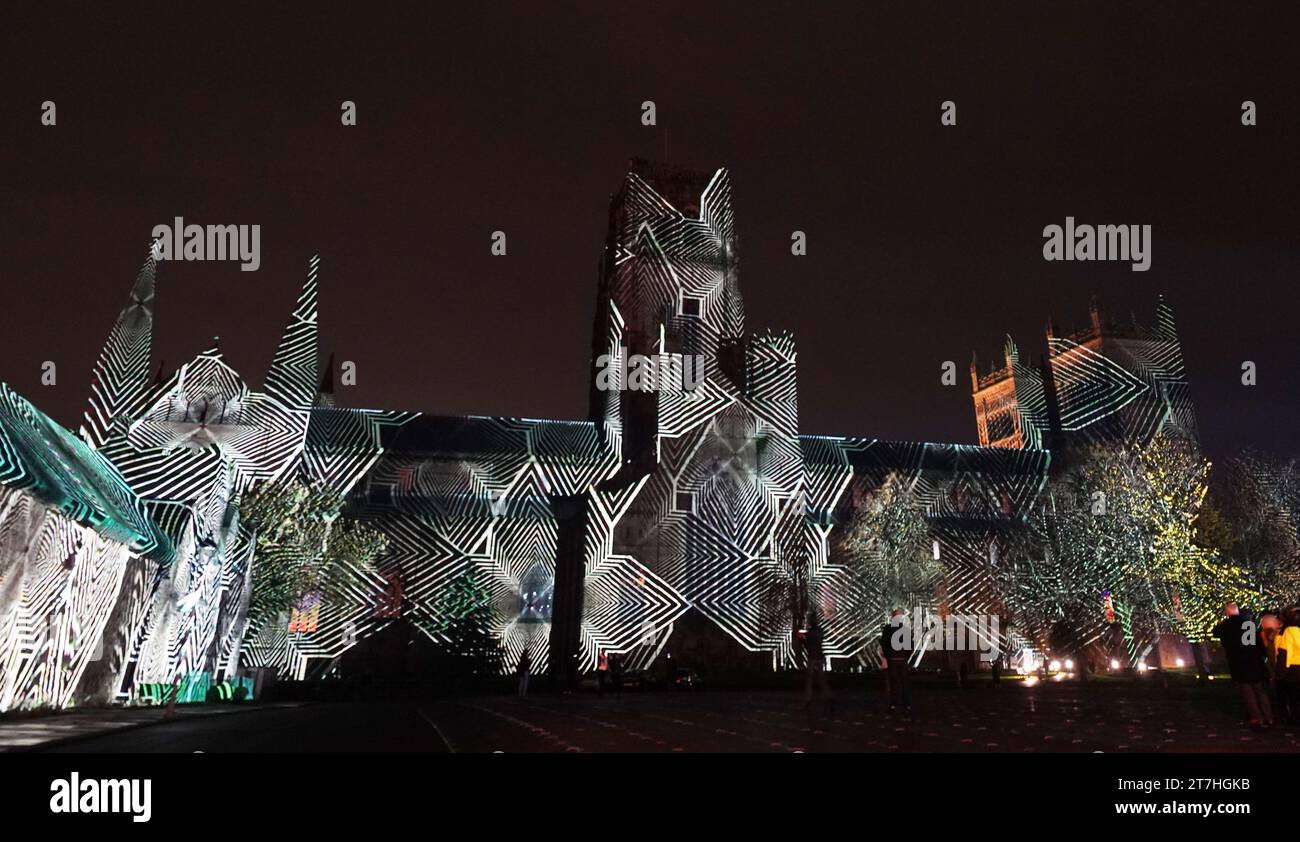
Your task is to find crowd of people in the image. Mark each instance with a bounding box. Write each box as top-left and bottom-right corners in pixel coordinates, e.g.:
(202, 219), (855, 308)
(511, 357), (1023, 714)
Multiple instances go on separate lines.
(517, 601), (1300, 732)
(1213, 601), (1300, 729)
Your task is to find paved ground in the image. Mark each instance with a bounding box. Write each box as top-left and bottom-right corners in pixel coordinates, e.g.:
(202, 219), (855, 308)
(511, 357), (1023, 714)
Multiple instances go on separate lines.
(22, 702), (450, 752)
(0, 703), (306, 751)
(426, 682), (1300, 753)
(11, 678), (1299, 752)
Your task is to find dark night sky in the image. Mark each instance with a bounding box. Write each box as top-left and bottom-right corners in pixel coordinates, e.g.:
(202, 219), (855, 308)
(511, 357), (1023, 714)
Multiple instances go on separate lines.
(3, 3), (1297, 460)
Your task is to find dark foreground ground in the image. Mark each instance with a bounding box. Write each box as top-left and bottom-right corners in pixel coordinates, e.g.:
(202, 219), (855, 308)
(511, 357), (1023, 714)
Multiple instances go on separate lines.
(21, 678), (1300, 753)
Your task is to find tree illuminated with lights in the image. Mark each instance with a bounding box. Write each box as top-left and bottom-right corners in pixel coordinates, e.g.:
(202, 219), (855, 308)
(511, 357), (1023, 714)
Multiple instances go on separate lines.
(1003, 434), (1257, 666)
(841, 473), (939, 619)
(1200, 449), (1300, 607)
(1104, 435), (1256, 641)
(998, 446), (1122, 667)
(238, 479), (389, 624)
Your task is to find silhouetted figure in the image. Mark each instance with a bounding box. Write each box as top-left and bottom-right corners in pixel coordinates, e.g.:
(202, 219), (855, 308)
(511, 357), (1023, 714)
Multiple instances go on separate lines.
(881, 609), (913, 715)
(162, 676), (182, 720)
(516, 650), (532, 698)
(596, 649), (608, 696)
(802, 613), (833, 710)
(1213, 603), (1272, 728)
(1259, 611), (1287, 721)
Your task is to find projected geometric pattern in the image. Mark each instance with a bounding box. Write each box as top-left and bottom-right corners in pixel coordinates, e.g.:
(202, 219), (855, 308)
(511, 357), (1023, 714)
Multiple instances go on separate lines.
(801, 436), (1050, 663)
(972, 336), (1049, 450)
(975, 298), (1196, 453)
(969, 297), (1201, 667)
(576, 164), (812, 669)
(238, 405), (415, 678)
(247, 414), (617, 678)
(1046, 297), (1198, 448)
(0, 162), (1205, 706)
(75, 250), (320, 695)
(0, 383), (172, 711)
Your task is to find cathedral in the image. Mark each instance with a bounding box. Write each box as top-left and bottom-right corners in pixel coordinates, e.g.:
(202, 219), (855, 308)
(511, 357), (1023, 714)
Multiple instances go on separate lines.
(0, 160), (1196, 710)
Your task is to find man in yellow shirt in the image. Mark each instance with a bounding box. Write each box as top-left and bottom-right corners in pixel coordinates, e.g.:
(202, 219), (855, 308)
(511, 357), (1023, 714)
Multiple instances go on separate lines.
(1274, 607), (1300, 724)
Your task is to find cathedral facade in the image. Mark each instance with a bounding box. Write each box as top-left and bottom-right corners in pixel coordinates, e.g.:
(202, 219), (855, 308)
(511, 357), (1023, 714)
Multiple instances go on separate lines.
(0, 161), (1198, 707)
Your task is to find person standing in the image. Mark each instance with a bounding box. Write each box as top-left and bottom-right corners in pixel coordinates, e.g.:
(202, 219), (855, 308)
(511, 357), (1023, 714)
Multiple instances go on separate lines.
(1274, 606), (1300, 723)
(802, 612), (833, 710)
(596, 649), (609, 696)
(162, 675), (182, 720)
(881, 608), (913, 715)
(1260, 611), (1286, 720)
(516, 649), (532, 698)
(1212, 603), (1273, 728)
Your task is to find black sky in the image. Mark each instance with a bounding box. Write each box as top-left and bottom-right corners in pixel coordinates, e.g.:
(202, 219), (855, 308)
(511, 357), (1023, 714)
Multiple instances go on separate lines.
(3, 3), (1297, 459)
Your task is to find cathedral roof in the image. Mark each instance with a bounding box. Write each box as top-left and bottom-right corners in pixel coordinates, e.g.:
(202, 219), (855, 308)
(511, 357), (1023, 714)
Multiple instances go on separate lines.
(0, 383), (174, 561)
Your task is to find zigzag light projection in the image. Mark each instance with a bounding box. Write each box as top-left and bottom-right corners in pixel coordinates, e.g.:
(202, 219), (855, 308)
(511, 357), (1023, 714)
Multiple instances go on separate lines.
(578, 164), (811, 669)
(974, 298), (1198, 454)
(969, 297), (1202, 667)
(0, 383), (172, 711)
(1, 162), (1210, 702)
(75, 250), (322, 696)
(238, 405), (415, 678)
(244, 414), (619, 678)
(573, 165), (1056, 670)
(972, 336), (1050, 450)
(1046, 298), (1198, 448)
(801, 437), (1050, 664)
